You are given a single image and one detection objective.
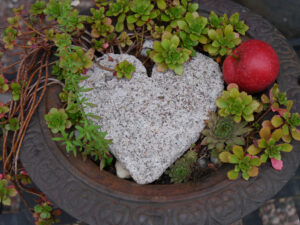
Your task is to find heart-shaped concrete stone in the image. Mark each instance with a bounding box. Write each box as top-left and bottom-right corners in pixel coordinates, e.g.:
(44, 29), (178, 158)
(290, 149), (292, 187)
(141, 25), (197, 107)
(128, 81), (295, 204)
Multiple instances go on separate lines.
(80, 53), (224, 184)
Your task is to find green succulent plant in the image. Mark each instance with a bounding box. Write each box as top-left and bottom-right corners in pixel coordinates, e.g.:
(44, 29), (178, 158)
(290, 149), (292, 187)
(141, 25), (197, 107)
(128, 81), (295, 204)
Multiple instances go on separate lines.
(0, 76), (9, 93)
(166, 150), (197, 183)
(127, 0), (159, 30)
(0, 179), (17, 206)
(177, 12), (208, 44)
(2, 27), (18, 50)
(208, 11), (224, 28)
(114, 60), (135, 79)
(44, 0), (85, 32)
(0, 102), (9, 118)
(204, 24), (241, 56)
(30, 0), (46, 16)
(106, 0), (130, 32)
(119, 32), (133, 47)
(149, 32), (192, 75)
(270, 113), (300, 143)
(219, 145), (261, 180)
(226, 12), (249, 35)
(255, 127), (293, 164)
(178, 31), (198, 56)
(149, 24), (165, 39)
(5, 118), (20, 131)
(45, 108), (72, 134)
(216, 83), (260, 123)
(88, 7), (114, 38)
(201, 113), (252, 155)
(57, 47), (94, 74)
(10, 82), (21, 101)
(34, 203), (52, 220)
(161, 5), (186, 28)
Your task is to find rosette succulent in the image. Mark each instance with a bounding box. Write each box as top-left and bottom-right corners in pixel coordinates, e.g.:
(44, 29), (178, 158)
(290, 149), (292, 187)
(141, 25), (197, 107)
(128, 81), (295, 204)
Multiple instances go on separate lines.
(219, 145), (261, 180)
(255, 127), (293, 170)
(0, 179), (17, 206)
(115, 60), (135, 79)
(269, 112), (300, 143)
(166, 150), (197, 183)
(127, 0), (159, 30)
(45, 108), (72, 134)
(216, 84), (260, 122)
(201, 113), (252, 154)
(150, 32), (192, 75)
(2, 27), (18, 49)
(204, 24), (241, 56)
(106, 0), (130, 32)
(177, 12), (208, 44)
(88, 7), (114, 38)
(0, 75), (9, 93)
(227, 12), (249, 35)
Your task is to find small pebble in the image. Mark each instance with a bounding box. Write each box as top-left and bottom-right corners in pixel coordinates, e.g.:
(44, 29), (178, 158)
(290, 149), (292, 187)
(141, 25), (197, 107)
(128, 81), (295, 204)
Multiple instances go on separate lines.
(210, 155), (220, 165)
(115, 161), (131, 179)
(197, 158), (208, 168)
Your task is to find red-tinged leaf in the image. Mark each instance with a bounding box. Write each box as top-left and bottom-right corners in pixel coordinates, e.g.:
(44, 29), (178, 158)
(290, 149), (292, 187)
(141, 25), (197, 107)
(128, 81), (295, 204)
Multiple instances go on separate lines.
(248, 166), (259, 177)
(271, 115), (284, 128)
(262, 120), (274, 129)
(271, 158), (283, 171)
(227, 83), (239, 91)
(291, 129), (300, 141)
(259, 127), (271, 140)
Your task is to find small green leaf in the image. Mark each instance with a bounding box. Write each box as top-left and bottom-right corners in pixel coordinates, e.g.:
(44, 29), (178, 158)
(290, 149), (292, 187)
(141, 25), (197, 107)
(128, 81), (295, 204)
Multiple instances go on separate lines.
(157, 0), (166, 10)
(279, 143), (293, 152)
(271, 115), (284, 128)
(227, 170), (239, 180)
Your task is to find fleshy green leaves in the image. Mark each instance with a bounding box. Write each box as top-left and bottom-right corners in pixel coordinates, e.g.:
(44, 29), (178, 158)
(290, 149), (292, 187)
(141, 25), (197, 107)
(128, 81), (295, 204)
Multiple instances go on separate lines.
(201, 112), (251, 156)
(30, 1), (46, 16)
(115, 60), (136, 79)
(166, 150), (197, 183)
(219, 145), (261, 180)
(202, 11), (248, 56)
(150, 32), (192, 75)
(10, 82), (21, 101)
(216, 84), (260, 122)
(0, 179), (17, 206)
(45, 108), (72, 134)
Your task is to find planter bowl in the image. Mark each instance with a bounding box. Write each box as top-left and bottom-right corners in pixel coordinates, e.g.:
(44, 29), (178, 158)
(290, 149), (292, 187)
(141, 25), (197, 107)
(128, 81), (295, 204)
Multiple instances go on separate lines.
(20, 0), (300, 224)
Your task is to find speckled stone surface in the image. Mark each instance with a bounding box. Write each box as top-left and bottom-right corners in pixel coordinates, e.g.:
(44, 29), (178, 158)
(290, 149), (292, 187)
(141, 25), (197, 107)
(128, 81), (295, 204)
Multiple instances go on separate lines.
(80, 53), (224, 184)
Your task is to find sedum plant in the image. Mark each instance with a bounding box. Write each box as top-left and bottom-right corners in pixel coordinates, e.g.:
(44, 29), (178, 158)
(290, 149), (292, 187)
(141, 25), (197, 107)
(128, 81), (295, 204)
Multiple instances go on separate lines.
(150, 32), (192, 75)
(204, 24), (241, 56)
(201, 113), (252, 155)
(216, 83), (260, 123)
(0, 178), (17, 206)
(203, 11), (248, 56)
(256, 127), (293, 170)
(219, 145), (261, 180)
(34, 202), (61, 225)
(106, 0), (130, 32)
(227, 12), (249, 35)
(177, 12), (208, 44)
(126, 0), (159, 30)
(114, 60), (136, 79)
(0, 75), (9, 93)
(45, 108), (72, 134)
(10, 82), (21, 101)
(166, 150), (197, 184)
(88, 7), (114, 38)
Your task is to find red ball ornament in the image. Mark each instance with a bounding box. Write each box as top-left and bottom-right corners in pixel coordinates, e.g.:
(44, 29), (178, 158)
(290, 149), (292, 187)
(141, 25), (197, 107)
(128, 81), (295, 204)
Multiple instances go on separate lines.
(222, 39), (280, 93)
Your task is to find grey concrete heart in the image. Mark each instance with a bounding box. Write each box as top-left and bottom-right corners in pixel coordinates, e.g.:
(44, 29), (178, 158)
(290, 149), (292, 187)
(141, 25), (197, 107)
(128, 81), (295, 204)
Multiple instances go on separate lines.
(80, 53), (224, 184)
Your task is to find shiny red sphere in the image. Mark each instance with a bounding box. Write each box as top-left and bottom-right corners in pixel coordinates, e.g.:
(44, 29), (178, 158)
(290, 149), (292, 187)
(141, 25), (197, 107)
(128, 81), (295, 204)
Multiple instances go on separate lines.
(223, 39), (280, 93)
